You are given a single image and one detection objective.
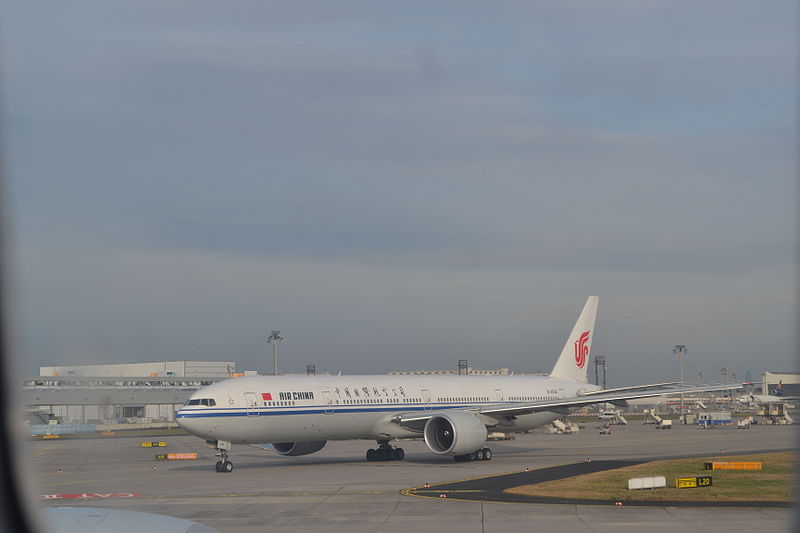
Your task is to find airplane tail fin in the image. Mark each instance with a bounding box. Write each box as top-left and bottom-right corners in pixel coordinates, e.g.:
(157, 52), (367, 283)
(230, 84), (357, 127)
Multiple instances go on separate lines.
(548, 296), (599, 383)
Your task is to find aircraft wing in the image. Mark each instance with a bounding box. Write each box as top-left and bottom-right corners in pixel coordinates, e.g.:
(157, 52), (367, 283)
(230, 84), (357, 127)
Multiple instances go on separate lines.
(391, 382), (743, 429)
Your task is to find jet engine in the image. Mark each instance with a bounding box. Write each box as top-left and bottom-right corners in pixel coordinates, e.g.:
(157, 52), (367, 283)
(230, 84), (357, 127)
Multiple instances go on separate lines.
(272, 441), (327, 456)
(423, 412), (487, 455)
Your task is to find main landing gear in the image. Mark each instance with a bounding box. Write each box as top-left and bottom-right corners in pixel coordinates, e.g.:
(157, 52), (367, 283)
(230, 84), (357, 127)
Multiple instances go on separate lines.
(366, 440), (405, 462)
(210, 440), (233, 473)
(453, 448), (493, 462)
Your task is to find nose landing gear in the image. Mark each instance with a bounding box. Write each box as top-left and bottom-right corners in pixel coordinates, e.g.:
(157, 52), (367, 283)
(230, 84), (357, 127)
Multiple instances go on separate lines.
(209, 439), (234, 473)
(214, 456), (233, 472)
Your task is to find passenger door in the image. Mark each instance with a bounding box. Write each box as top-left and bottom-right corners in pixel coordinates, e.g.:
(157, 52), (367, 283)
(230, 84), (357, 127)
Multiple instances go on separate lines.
(244, 392), (259, 417)
(422, 389), (432, 410)
(322, 390), (334, 414)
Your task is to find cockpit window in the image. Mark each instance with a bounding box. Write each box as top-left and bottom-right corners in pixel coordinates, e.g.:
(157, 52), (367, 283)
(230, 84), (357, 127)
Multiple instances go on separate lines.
(186, 398), (216, 406)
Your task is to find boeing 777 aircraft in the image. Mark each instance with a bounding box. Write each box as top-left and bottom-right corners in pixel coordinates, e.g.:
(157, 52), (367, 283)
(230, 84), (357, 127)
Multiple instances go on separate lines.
(177, 297), (738, 472)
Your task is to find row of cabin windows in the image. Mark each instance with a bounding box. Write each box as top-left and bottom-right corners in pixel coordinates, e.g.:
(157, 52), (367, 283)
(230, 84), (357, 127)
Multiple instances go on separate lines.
(437, 397), (489, 403)
(262, 398), (415, 407)
(340, 398), (420, 404)
(246, 395), (556, 408)
(509, 396), (554, 401)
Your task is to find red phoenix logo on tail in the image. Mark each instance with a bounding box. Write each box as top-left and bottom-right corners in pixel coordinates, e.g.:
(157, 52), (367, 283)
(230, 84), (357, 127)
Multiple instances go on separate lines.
(574, 331), (590, 368)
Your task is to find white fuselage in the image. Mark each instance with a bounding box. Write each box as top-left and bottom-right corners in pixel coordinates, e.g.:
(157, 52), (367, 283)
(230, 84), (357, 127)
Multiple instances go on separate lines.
(176, 374), (598, 444)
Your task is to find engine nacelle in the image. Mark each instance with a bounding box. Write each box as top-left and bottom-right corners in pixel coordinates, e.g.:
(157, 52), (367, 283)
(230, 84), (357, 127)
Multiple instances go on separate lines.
(423, 412), (487, 456)
(272, 440), (327, 456)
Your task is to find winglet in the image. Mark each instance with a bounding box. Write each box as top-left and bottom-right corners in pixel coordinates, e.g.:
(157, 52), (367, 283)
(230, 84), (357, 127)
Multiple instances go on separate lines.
(548, 297), (599, 383)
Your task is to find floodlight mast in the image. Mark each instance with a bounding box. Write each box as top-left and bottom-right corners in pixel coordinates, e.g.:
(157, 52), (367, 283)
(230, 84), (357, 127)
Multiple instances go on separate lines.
(267, 330), (284, 376)
(673, 345), (687, 416)
(594, 355), (606, 389)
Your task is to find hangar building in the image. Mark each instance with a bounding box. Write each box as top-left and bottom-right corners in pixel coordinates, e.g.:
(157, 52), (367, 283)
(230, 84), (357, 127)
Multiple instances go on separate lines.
(23, 361), (242, 426)
(39, 360), (236, 378)
(762, 371), (800, 397)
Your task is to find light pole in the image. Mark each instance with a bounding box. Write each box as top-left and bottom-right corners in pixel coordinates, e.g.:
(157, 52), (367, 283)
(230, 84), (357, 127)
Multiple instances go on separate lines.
(267, 330), (284, 375)
(594, 355), (607, 389)
(673, 345), (687, 416)
(720, 367), (728, 402)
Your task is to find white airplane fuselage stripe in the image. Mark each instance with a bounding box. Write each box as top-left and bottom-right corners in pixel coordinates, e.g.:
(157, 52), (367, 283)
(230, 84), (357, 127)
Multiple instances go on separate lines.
(176, 374), (592, 444)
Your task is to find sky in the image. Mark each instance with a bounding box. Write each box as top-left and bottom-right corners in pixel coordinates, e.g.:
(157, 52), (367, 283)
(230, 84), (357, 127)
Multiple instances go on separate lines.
(1, 1), (797, 385)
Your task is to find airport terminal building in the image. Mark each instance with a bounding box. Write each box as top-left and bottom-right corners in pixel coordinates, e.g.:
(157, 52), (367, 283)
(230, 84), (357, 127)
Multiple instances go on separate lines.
(22, 361), (242, 427)
(39, 360), (237, 379)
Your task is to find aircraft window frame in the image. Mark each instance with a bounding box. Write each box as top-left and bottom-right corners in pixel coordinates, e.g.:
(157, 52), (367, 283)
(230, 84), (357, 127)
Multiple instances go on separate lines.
(187, 398), (216, 406)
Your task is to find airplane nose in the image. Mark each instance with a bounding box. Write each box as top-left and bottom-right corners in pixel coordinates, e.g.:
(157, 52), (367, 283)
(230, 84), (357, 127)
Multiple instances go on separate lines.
(176, 410), (214, 439)
(176, 411), (195, 432)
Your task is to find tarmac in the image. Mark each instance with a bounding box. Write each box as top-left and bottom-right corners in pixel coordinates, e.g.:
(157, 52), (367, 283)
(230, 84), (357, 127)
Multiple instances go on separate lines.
(26, 420), (798, 533)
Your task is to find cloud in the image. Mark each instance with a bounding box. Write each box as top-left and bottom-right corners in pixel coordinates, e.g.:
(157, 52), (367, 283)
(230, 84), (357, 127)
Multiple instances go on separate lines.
(13, 244), (797, 385)
(2, 1), (797, 382)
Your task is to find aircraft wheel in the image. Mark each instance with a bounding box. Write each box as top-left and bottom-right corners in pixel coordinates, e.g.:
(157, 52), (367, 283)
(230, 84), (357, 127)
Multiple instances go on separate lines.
(215, 461), (223, 472)
(395, 448), (405, 461)
(482, 448), (492, 461)
(222, 460), (233, 473)
(366, 449), (376, 462)
(378, 448), (390, 461)
(473, 449), (484, 461)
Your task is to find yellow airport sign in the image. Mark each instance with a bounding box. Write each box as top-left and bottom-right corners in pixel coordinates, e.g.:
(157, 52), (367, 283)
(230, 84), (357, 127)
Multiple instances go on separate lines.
(676, 476), (712, 488)
(704, 461), (762, 471)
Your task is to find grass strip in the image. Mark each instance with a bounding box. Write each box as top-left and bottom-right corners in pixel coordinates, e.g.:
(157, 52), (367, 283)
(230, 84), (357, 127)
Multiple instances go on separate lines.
(506, 452), (795, 502)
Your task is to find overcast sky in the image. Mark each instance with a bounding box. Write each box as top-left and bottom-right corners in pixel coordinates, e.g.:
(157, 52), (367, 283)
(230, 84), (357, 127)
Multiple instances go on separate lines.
(1, 1), (797, 385)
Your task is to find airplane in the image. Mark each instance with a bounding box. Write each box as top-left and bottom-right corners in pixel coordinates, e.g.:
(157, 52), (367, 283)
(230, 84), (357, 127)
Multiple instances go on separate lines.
(176, 296), (741, 472)
(736, 392), (793, 408)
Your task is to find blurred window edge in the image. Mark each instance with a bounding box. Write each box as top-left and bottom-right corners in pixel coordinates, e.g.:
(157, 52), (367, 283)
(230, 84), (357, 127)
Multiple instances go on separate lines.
(1, 178), (38, 531)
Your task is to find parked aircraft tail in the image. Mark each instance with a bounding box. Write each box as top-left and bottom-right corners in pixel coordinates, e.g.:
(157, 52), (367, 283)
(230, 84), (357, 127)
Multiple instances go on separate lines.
(548, 296), (598, 383)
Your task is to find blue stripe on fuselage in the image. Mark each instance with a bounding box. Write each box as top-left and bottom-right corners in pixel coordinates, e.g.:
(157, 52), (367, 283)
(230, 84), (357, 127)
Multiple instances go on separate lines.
(175, 403), (482, 419)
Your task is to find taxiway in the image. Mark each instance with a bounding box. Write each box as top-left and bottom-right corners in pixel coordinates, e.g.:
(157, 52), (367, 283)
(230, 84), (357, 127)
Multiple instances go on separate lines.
(27, 421), (798, 532)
